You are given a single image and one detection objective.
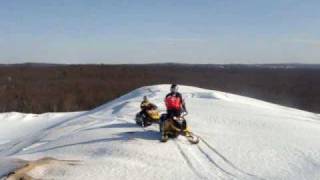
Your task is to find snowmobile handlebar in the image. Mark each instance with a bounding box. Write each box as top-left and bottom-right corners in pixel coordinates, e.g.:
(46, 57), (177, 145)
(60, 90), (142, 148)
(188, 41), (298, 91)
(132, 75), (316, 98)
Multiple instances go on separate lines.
(181, 111), (188, 117)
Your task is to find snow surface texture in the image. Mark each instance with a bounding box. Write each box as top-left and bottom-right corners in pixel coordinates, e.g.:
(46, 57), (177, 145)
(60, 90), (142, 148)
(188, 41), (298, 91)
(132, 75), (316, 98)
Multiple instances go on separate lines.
(1, 85), (320, 180)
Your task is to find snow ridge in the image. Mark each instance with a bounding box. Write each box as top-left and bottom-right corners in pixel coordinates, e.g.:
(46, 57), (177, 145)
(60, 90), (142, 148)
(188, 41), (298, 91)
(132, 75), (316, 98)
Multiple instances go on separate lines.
(1, 84), (320, 180)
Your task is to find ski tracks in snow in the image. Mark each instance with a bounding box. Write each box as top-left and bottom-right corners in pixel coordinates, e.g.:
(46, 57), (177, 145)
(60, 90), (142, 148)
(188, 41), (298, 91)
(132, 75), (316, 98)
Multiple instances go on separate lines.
(171, 134), (265, 180)
(197, 136), (265, 180)
(174, 141), (208, 179)
(142, 118), (261, 179)
(175, 138), (234, 179)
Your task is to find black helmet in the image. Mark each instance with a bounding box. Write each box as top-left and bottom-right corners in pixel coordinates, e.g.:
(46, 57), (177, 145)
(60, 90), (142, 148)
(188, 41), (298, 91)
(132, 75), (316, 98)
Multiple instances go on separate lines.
(170, 84), (178, 93)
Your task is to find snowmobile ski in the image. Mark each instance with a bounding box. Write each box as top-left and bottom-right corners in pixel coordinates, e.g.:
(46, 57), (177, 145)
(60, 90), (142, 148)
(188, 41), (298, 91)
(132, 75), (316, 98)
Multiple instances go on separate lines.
(184, 133), (200, 144)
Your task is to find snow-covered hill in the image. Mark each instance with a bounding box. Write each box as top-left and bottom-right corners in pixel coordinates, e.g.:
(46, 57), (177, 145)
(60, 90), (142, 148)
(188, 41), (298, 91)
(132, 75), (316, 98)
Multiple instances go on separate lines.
(1, 85), (320, 180)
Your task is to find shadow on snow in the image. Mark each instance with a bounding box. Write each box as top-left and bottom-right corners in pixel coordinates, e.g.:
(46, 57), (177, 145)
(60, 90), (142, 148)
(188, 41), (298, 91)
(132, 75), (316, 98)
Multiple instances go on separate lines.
(21, 122), (159, 154)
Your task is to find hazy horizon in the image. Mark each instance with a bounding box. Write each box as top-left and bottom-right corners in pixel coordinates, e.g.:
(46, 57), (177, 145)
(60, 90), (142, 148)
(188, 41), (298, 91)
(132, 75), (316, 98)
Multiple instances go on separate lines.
(1, 0), (320, 64)
(1, 62), (320, 66)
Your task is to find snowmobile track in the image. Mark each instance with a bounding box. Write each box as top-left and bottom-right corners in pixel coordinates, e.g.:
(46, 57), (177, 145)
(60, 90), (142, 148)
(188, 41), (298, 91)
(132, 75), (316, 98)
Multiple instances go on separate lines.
(198, 136), (265, 180)
(196, 145), (237, 178)
(174, 141), (207, 179)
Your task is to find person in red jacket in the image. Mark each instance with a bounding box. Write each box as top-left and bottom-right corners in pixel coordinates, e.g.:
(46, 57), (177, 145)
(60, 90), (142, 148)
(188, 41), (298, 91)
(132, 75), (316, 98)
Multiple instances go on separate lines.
(164, 84), (187, 119)
(161, 84), (199, 143)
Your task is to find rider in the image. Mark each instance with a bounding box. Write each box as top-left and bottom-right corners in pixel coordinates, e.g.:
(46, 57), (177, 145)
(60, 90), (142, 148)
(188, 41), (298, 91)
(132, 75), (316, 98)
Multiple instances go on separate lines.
(164, 84), (187, 119)
(161, 84), (198, 143)
(140, 96), (157, 116)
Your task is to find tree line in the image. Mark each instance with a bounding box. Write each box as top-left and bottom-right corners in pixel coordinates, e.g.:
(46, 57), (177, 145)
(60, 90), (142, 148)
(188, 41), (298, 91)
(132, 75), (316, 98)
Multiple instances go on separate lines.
(0, 64), (319, 113)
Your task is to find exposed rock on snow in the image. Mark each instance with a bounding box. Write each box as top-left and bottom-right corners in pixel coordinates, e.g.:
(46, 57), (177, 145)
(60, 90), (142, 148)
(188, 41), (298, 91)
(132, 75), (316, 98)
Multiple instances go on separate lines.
(4, 157), (79, 180)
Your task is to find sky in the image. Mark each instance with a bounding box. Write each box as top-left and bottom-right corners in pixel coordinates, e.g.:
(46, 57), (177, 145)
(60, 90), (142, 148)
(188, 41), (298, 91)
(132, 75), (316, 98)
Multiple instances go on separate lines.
(0, 0), (319, 64)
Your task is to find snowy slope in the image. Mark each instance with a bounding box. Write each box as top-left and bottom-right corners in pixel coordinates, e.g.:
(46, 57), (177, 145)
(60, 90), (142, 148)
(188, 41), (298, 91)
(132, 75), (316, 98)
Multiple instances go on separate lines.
(1, 85), (320, 180)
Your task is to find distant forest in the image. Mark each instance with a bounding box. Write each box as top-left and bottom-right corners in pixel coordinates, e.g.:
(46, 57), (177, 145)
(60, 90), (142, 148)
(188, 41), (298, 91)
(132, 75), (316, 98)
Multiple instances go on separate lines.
(0, 63), (319, 114)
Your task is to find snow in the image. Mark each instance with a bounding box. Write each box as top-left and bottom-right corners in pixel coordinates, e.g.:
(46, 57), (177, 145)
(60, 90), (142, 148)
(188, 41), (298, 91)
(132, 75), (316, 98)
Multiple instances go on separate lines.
(0, 158), (27, 178)
(1, 84), (320, 179)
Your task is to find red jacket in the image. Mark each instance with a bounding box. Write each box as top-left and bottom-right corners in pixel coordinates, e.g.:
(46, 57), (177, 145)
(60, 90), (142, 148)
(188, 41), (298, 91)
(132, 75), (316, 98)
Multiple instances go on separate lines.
(165, 92), (184, 110)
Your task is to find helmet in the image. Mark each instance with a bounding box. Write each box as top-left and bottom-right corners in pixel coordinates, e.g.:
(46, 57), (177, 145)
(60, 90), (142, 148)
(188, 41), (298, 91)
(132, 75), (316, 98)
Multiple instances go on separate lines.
(170, 84), (178, 93)
(143, 96), (148, 101)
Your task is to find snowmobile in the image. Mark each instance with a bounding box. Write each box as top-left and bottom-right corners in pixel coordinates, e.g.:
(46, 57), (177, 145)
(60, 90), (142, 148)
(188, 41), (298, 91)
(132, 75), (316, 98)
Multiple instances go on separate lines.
(135, 106), (161, 127)
(159, 112), (199, 144)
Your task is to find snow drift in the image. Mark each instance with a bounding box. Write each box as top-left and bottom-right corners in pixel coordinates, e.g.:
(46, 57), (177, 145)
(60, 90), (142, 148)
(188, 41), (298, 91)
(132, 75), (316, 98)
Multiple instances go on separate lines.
(1, 85), (320, 180)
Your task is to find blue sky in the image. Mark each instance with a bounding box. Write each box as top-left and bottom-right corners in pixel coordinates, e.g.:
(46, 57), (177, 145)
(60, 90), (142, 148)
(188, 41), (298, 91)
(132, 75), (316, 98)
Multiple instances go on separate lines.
(0, 0), (319, 64)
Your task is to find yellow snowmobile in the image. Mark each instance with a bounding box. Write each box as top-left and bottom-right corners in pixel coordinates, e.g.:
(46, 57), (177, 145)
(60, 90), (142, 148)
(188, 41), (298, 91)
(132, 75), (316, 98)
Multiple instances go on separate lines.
(159, 112), (199, 144)
(135, 106), (161, 127)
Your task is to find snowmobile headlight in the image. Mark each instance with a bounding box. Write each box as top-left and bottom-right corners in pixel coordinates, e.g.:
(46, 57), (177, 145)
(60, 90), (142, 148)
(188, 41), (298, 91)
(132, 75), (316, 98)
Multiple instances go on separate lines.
(177, 119), (183, 124)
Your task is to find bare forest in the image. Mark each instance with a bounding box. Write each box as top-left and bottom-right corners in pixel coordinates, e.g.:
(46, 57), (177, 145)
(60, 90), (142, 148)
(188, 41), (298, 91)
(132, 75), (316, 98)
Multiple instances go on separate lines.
(0, 64), (319, 113)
